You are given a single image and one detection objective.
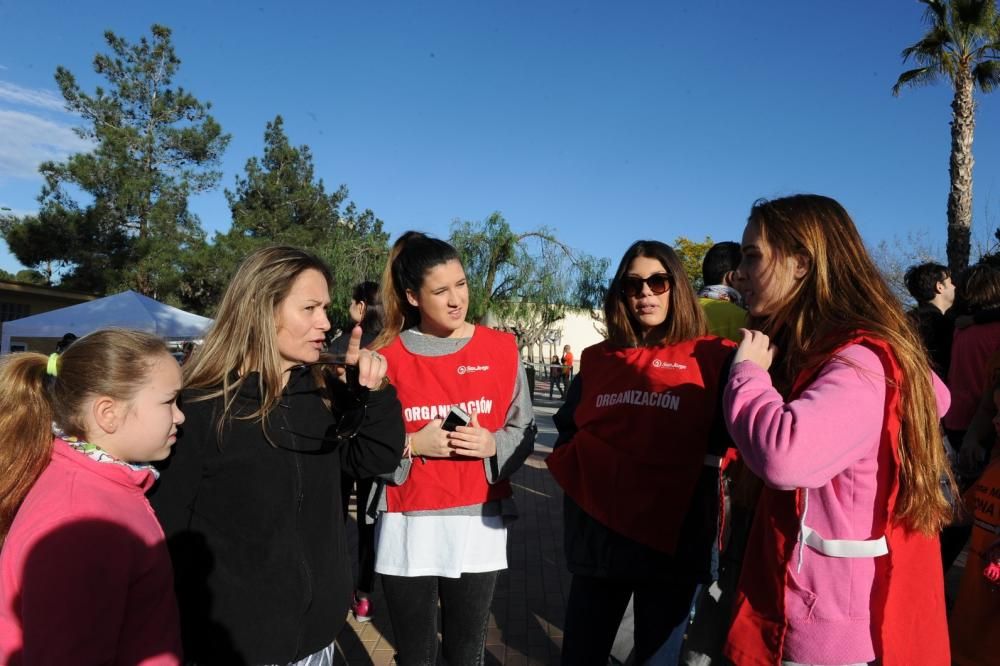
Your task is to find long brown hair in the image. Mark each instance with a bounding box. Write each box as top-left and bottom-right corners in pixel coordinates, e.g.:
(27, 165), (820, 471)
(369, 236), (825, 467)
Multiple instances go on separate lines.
(184, 246), (333, 434)
(374, 231), (461, 349)
(604, 240), (708, 347)
(745, 194), (954, 534)
(961, 262), (1000, 312)
(352, 280), (385, 334)
(0, 329), (170, 544)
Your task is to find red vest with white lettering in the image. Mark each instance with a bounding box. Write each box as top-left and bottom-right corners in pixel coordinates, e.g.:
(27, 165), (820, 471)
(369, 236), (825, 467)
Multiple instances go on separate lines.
(724, 335), (950, 666)
(949, 458), (1000, 665)
(545, 336), (735, 554)
(380, 325), (518, 512)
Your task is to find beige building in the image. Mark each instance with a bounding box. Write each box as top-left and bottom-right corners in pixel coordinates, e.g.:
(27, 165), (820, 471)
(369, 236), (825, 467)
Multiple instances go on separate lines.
(517, 307), (606, 375)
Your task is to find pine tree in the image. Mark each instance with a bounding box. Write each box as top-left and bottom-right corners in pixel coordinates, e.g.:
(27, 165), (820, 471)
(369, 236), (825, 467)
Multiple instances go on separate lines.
(197, 115), (388, 321)
(1, 24), (229, 299)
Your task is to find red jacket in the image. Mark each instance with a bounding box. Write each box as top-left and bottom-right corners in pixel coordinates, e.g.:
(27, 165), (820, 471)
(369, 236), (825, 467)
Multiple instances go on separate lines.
(949, 458), (1000, 665)
(945, 321), (1000, 430)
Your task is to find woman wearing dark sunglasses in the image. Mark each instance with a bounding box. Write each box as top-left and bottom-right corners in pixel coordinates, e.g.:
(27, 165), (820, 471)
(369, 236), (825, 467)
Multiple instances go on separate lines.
(546, 240), (736, 665)
(150, 246), (405, 665)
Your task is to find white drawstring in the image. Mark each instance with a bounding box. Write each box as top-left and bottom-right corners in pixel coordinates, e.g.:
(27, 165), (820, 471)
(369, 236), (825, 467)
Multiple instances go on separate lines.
(796, 487), (889, 566)
(796, 488), (809, 573)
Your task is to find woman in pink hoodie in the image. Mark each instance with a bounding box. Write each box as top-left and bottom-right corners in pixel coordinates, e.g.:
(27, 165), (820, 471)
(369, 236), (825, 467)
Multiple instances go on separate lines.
(723, 195), (955, 666)
(0, 330), (185, 665)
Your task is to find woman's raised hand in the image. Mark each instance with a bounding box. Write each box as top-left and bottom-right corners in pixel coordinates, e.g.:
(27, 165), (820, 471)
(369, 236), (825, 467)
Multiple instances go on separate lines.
(339, 325), (388, 389)
(734, 328), (777, 371)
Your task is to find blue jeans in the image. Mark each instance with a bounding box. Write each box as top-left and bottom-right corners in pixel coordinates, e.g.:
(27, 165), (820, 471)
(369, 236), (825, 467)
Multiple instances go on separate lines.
(561, 574), (700, 665)
(381, 570), (499, 666)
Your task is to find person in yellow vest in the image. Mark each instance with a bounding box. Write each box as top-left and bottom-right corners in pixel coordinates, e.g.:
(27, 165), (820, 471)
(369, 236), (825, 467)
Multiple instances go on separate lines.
(697, 241), (747, 342)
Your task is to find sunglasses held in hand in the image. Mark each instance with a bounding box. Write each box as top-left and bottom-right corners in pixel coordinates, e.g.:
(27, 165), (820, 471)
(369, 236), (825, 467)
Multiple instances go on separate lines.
(282, 355), (368, 441)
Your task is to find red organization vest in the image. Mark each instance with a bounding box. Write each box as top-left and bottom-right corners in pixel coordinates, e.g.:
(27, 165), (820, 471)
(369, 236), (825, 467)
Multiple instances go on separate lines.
(724, 335), (950, 666)
(545, 336), (735, 554)
(949, 459), (1000, 665)
(380, 325), (518, 512)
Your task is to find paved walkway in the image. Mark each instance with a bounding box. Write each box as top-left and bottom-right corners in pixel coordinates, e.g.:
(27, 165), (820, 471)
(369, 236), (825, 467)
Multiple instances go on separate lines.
(337, 391), (570, 665)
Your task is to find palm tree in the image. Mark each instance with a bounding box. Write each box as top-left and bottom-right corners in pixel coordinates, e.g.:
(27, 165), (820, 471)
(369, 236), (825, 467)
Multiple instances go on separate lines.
(893, 0), (1000, 274)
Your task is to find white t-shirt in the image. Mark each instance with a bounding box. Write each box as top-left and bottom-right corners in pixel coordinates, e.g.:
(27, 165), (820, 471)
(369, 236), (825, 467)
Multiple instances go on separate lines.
(374, 513), (508, 578)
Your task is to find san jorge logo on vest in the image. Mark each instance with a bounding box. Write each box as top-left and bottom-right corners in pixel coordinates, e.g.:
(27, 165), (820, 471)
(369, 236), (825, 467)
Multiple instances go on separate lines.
(457, 364), (490, 375)
(651, 359), (687, 370)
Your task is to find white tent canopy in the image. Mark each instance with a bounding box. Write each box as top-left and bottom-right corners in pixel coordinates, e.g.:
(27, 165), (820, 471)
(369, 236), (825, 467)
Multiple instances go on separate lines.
(1, 290), (212, 353)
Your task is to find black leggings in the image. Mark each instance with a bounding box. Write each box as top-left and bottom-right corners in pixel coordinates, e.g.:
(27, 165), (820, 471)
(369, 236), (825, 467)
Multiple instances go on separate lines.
(561, 574), (698, 665)
(340, 475), (376, 594)
(381, 571), (499, 666)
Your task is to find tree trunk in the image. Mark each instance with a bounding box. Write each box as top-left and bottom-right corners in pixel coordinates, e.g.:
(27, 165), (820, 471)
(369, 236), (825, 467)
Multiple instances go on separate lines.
(947, 66), (975, 275)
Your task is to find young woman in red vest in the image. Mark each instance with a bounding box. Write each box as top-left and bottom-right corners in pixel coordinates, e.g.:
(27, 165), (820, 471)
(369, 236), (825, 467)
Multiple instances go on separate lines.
(372, 231), (535, 666)
(724, 195), (955, 666)
(546, 240), (736, 665)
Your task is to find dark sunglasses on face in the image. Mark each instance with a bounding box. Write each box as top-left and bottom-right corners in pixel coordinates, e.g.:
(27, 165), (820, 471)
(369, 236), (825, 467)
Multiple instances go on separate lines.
(621, 273), (672, 297)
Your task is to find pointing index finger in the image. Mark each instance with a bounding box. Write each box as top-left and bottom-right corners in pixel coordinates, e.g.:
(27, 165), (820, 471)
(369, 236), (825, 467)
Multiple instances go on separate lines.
(345, 325), (363, 365)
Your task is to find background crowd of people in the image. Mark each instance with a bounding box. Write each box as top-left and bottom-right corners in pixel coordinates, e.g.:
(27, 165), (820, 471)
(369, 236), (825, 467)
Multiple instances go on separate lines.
(0, 193), (997, 665)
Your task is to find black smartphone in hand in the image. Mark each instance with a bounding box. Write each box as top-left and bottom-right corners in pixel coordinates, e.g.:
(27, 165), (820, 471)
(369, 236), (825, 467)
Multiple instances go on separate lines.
(441, 405), (471, 431)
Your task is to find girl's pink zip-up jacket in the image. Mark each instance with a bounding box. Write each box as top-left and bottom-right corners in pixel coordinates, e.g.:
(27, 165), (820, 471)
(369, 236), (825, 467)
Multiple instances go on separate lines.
(724, 344), (950, 665)
(0, 441), (182, 665)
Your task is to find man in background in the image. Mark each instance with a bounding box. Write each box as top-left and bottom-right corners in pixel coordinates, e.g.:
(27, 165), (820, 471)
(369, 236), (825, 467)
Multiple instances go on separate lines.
(698, 242), (746, 342)
(904, 262), (956, 379)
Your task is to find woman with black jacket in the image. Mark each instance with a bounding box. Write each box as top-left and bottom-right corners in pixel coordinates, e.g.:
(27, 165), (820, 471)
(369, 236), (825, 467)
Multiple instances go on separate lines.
(150, 246), (405, 665)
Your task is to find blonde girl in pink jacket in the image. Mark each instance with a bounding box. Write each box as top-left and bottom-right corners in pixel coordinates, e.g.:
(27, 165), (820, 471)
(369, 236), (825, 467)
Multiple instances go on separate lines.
(0, 329), (185, 665)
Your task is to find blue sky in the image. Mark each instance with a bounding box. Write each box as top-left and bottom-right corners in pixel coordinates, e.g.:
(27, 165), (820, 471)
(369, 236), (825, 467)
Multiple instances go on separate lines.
(2, 0), (999, 277)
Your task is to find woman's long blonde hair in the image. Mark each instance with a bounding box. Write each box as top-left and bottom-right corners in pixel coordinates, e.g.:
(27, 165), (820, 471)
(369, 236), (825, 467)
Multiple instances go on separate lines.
(0, 329), (169, 544)
(746, 194), (954, 535)
(184, 246), (332, 436)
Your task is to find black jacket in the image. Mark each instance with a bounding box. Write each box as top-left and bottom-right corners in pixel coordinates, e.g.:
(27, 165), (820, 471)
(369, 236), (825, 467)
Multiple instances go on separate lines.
(150, 368), (404, 664)
(910, 303), (955, 380)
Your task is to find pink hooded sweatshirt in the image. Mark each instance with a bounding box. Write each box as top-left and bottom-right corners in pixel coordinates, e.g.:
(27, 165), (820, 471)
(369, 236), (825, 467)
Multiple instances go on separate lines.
(725, 344), (949, 665)
(0, 441), (182, 665)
